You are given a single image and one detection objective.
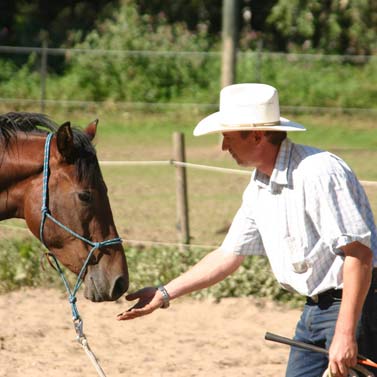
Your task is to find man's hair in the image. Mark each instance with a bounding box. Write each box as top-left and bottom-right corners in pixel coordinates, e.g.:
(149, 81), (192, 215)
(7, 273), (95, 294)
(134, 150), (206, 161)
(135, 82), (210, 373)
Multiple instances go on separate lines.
(264, 131), (287, 145)
(239, 130), (287, 145)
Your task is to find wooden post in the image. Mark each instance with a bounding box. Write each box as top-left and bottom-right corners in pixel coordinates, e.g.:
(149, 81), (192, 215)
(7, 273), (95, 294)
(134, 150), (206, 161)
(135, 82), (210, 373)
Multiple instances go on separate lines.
(221, 0), (240, 88)
(255, 39), (263, 83)
(40, 38), (48, 113)
(173, 132), (190, 251)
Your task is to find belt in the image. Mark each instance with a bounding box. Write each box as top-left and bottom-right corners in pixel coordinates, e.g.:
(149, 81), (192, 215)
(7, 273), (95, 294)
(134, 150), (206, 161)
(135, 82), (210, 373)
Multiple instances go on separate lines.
(306, 289), (343, 305)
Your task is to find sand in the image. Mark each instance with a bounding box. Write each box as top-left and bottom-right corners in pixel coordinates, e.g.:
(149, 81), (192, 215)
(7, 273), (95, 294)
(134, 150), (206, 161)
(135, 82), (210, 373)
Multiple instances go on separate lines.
(0, 288), (300, 377)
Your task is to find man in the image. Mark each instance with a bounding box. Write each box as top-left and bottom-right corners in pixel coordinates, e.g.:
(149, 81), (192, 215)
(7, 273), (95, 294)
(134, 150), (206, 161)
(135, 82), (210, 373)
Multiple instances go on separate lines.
(117, 83), (377, 377)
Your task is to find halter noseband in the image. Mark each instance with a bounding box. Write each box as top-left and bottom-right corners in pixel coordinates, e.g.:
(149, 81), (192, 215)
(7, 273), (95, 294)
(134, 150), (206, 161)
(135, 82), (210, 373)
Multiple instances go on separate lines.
(39, 132), (122, 320)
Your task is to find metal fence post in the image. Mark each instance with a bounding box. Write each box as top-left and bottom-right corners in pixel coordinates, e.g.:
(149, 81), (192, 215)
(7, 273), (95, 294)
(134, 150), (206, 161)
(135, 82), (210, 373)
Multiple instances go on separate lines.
(173, 132), (190, 251)
(221, 0), (240, 88)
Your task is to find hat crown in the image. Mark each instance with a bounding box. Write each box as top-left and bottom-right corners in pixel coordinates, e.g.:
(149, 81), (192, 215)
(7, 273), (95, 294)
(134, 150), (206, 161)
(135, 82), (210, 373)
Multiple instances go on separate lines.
(219, 83), (280, 125)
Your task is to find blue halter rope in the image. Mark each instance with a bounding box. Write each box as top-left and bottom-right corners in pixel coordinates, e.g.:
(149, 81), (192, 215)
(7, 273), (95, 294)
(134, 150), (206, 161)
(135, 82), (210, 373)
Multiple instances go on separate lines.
(39, 133), (122, 323)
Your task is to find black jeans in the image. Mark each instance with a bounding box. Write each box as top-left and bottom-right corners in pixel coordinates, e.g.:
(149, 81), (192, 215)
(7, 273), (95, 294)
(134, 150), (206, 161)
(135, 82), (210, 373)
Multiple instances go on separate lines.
(358, 268), (377, 373)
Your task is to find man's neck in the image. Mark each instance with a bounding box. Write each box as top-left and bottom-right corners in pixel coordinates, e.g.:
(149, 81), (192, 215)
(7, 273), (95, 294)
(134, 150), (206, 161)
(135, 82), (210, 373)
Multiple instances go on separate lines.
(255, 143), (281, 177)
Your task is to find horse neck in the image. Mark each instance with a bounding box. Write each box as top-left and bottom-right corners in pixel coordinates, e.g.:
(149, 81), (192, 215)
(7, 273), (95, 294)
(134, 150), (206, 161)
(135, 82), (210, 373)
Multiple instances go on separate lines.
(0, 134), (46, 220)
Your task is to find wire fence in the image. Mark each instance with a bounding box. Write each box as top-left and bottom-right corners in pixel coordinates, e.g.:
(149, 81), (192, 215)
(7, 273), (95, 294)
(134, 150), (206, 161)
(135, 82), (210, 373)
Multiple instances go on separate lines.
(0, 159), (376, 250)
(1, 44), (377, 114)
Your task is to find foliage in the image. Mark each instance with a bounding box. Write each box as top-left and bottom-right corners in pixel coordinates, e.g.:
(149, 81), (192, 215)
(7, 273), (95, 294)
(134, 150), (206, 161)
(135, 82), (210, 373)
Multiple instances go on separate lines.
(126, 244), (303, 305)
(237, 53), (377, 109)
(2, 0), (377, 57)
(2, 0), (377, 105)
(0, 237), (303, 307)
(0, 238), (65, 294)
(0, 54), (40, 99)
(48, 1), (220, 103)
(0, 0), (119, 47)
(267, 0), (377, 54)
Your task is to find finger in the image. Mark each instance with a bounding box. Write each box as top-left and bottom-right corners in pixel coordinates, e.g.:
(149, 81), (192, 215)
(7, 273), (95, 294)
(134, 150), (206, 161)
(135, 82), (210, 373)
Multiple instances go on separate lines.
(116, 306), (153, 320)
(125, 291), (143, 301)
(332, 361), (349, 377)
(328, 362), (340, 377)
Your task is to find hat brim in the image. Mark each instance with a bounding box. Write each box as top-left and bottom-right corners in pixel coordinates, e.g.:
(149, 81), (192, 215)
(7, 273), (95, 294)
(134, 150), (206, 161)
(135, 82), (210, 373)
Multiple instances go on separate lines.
(193, 112), (306, 136)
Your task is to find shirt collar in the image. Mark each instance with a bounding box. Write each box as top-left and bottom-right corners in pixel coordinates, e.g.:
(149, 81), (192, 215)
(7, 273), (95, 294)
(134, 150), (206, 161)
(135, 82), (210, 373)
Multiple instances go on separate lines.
(253, 138), (293, 191)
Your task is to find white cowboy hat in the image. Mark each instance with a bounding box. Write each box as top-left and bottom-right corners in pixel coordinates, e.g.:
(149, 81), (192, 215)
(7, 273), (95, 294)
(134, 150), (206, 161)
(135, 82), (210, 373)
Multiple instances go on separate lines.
(193, 83), (306, 136)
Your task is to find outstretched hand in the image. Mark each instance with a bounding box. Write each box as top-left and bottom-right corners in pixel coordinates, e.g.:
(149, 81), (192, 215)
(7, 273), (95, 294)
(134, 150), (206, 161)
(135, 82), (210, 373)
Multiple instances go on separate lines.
(116, 286), (163, 320)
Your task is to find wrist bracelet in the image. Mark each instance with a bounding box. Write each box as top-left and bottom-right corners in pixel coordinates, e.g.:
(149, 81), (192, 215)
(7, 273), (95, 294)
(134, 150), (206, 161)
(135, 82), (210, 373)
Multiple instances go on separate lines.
(157, 285), (170, 309)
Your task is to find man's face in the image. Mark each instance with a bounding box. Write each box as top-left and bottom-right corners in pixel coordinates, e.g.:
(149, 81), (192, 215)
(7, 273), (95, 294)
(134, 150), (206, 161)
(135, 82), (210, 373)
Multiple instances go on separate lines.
(221, 131), (259, 167)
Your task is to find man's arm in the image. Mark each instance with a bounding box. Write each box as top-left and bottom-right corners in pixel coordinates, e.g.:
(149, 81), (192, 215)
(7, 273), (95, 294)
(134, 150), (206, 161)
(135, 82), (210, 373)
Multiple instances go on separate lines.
(328, 241), (373, 376)
(117, 248), (245, 320)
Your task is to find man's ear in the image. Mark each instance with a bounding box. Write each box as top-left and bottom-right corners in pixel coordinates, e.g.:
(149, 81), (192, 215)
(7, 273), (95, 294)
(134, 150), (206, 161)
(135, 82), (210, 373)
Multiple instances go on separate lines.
(84, 119), (98, 141)
(56, 121), (75, 161)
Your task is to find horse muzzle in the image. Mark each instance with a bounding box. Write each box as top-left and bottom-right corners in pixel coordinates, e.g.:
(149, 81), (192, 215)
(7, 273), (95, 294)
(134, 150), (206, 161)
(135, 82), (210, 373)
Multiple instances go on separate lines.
(84, 262), (129, 302)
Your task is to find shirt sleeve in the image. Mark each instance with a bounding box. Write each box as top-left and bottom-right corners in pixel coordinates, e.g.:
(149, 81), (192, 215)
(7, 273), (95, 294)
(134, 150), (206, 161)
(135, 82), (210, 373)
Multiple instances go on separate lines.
(221, 187), (266, 256)
(304, 158), (374, 255)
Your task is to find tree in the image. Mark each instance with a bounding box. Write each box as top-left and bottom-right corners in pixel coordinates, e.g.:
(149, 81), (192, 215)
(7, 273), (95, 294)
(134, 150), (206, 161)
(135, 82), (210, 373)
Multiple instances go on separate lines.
(267, 0), (377, 54)
(0, 0), (120, 47)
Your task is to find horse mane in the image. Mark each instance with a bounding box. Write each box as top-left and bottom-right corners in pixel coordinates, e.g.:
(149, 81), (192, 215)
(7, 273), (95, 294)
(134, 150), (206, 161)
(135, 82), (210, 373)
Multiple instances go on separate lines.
(0, 112), (58, 146)
(71, 129), (103, 186)
(0, 112), (102, 185)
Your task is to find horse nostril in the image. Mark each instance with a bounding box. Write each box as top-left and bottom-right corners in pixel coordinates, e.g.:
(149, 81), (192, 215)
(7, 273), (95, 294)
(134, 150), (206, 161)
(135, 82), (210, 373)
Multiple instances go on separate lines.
(111, 275), (129, 300)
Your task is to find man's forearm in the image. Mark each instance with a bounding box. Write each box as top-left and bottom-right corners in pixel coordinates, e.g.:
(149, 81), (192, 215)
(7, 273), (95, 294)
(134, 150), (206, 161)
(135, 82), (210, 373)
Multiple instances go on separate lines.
(328, 243), (373, 374)
(336, 245), (373, 336)
(165, 248), (245, 300)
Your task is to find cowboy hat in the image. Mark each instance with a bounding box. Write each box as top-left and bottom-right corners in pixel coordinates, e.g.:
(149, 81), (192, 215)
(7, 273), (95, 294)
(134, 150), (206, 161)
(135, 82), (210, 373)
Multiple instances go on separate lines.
(193, 83), (306, 136)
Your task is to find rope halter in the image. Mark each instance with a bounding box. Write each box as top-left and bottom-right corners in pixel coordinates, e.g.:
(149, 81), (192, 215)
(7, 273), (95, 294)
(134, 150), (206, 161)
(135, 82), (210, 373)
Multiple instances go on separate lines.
(39, 132), (123, 322)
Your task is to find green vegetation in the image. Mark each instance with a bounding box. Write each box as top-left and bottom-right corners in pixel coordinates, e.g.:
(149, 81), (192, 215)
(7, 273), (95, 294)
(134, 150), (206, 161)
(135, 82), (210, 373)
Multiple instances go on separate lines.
(0, 238), (303, 306)
(1, 1), (377, 109)
(0, 238), (64, 294)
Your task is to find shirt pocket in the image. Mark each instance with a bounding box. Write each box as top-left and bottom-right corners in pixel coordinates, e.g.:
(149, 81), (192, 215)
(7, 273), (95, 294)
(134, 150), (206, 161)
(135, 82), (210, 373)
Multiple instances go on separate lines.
(283, 235), (309, 274)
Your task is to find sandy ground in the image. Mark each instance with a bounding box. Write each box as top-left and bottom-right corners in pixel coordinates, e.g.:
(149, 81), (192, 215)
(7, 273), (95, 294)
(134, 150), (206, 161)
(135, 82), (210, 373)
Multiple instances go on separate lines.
(0, 288), (301, 377)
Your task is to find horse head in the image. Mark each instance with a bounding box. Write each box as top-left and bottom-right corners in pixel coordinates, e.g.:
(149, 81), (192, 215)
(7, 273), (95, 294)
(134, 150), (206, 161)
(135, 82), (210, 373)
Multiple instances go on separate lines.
(23, 120), (129, 302)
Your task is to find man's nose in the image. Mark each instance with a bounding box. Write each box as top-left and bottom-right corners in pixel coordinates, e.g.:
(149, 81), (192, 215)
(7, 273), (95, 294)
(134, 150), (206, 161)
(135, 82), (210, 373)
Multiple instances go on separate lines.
(222, 137), (229, 151)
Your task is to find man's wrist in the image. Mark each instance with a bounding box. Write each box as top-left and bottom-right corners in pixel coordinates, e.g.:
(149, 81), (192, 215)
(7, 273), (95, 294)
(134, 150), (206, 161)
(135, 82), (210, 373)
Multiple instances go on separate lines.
(157, 285), (170, 309)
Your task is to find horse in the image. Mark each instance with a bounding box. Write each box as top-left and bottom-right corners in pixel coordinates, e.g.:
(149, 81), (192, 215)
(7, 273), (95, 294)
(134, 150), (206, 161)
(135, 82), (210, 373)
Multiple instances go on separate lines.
(0, 112), (129, 302)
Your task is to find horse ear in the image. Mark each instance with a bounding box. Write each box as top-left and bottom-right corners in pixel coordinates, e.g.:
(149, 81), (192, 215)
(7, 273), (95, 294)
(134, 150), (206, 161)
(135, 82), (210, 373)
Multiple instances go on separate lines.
(56, 122), (75, 161)
(85, 119), (98, 141)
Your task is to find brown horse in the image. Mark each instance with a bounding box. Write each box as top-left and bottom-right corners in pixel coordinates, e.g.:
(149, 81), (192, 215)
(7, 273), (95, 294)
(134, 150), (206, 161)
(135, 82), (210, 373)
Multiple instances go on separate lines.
(0, 112), (128, 302)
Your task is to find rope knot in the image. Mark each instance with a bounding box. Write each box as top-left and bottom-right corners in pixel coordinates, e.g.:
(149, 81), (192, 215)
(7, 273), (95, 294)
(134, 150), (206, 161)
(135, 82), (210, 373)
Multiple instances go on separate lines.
(69, 295), (77, 304)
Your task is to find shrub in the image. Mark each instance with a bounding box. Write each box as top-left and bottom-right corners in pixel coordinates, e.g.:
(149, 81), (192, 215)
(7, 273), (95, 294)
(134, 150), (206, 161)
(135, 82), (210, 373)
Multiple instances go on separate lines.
(0, 238), (64, 293)
(55, 1), (220, 103)
(0, 239), (303, 306)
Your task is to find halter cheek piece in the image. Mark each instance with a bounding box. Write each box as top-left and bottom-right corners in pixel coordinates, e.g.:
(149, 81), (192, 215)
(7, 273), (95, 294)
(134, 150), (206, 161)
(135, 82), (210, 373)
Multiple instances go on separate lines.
(39, 133), (123, 321)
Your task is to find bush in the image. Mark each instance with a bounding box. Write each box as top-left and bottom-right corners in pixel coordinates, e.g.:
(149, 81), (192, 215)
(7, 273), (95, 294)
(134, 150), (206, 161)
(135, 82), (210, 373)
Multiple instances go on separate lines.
(54, 1), (220, 103)
(0, 238), (64, 294)
(125, 245), (303, 306)
(0, 239), (303, 306)
(0, 55), (41, 100)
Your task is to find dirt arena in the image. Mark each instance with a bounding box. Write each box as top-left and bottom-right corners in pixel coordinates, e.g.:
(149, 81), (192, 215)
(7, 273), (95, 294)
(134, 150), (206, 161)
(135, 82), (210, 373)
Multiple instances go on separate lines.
(0, 288), (300, 377)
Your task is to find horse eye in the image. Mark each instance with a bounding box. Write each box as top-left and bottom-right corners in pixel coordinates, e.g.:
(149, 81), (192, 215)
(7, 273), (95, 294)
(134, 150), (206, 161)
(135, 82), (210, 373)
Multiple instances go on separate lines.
(78, 191), (92, 203)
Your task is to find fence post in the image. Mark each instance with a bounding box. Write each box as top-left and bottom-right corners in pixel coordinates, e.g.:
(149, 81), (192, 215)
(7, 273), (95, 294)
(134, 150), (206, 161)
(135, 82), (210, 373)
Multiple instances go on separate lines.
(173, 132), (190, 251)
(255, 39), (263, 83)
(221, 0), (240, 88)
(40, 38), (48, 113)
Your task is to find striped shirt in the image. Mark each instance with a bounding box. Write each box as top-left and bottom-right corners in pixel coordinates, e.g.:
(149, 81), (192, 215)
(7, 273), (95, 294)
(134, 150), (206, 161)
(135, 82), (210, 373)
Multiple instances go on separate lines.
(221, 138), (377, 296)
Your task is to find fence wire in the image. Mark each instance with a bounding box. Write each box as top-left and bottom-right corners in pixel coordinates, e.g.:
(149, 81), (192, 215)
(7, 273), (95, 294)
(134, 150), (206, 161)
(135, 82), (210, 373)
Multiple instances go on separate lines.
(1, 45), (377, 114)
(0, 160), (376, 249)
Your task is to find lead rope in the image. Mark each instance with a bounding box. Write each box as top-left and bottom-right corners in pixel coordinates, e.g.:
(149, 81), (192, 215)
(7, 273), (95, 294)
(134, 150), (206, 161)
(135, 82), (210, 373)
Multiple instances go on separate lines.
(39, 133), (123, 377)
(324, 364), (374, 377)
